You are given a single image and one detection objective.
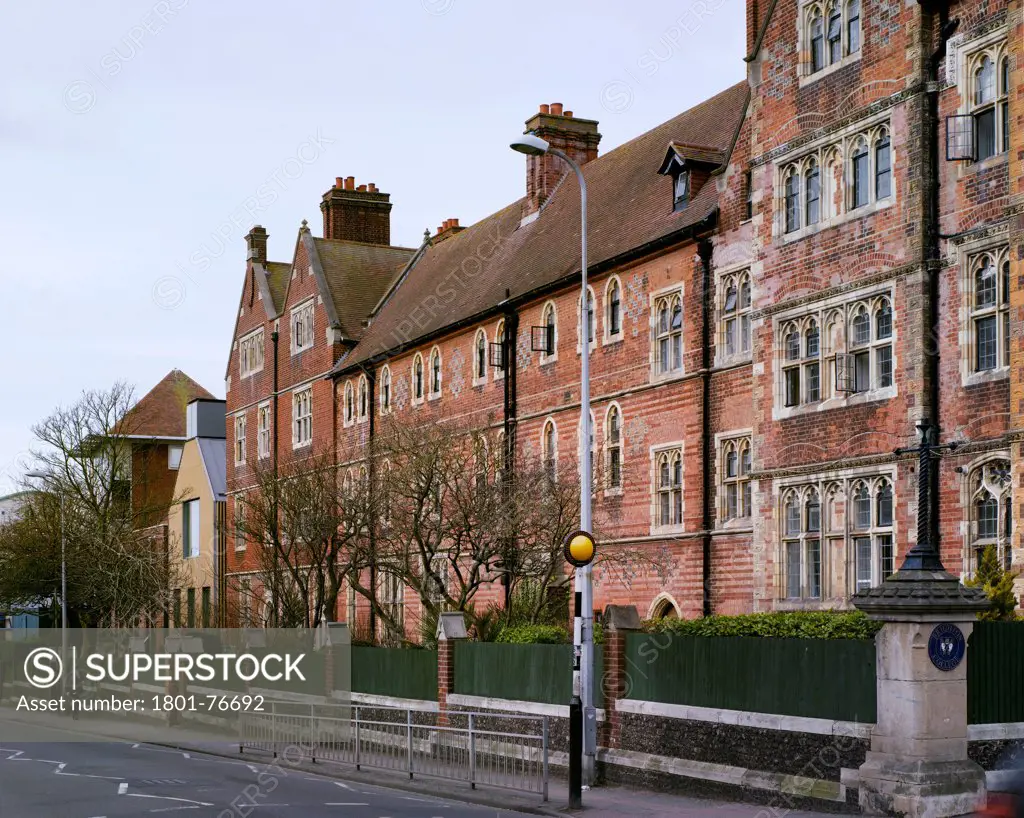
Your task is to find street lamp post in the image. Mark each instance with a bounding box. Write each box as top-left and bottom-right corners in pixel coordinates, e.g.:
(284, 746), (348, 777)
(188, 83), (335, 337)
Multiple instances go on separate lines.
(26, 471), (67, 696)
(510, 134), (596, 799)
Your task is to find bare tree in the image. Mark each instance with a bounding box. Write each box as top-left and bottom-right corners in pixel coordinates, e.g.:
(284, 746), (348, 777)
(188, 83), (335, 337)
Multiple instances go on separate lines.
(0, 383), (184, 627)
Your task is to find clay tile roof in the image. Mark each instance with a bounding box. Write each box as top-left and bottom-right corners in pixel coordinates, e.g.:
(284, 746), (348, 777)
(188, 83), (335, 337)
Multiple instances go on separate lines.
(334, 81), (748, 374)
(264, 262), (292, 315)
(313, 239), (416, 339)
(113, 370), (216, 438)
(660, 142), (728, 172)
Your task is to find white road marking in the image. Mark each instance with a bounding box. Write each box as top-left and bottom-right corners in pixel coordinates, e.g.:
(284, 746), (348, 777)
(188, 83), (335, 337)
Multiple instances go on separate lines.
(118, 783), (129, 795)
(333, 781), (354, 790)
(324, 803), (369, 807)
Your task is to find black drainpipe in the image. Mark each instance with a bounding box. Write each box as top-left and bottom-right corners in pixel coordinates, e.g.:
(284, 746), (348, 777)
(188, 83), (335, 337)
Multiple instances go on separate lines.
(364, 366), (378, 642)
(698, 238), (714, 617)
(270, 329), (280, 627)
(501, 291), (519, 610)
(923, 3), (957, 546)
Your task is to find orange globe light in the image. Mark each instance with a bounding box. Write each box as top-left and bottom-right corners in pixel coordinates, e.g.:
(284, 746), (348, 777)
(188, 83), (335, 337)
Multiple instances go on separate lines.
(564, 530), (596, 567)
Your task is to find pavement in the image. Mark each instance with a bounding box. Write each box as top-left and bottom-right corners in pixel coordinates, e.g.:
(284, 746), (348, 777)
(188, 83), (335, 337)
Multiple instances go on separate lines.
(0, 710), (838, 818)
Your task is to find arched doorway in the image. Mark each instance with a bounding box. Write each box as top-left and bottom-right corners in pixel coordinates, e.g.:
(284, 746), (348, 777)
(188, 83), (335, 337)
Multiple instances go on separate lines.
(648, 593), (681, 620)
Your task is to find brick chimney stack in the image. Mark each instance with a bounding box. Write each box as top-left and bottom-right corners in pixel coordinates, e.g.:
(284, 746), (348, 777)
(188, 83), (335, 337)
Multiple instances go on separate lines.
(521, 103), (601, 221)
(321, 177), (392, 245)
(246, 225), (268, 264)
(432, 218), (465, 244)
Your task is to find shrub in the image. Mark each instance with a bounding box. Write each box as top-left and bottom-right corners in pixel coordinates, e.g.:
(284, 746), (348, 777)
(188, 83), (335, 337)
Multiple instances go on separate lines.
(966, 545), (1018, 621)
(495, 624), (570, 644)
(645, 610), (883, 640)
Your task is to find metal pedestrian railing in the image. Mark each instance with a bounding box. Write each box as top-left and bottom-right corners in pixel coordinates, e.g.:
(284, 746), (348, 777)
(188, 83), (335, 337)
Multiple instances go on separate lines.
(239, 700), (549, 800)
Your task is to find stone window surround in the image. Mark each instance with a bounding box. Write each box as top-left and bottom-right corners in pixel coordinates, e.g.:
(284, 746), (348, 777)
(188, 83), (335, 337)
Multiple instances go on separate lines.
(538, 300), (559, 366)
(772, 281), (899, 422)
(541, 417), (558, 481)
(379, 365), (393, 415)
(342, 380), (355, 427)
(649, 440), (686, 535)
(238, 327), (265, 378)
(411, 352), (425, 406)
(292, 386), (313, 449)
(958, 452), (1013, 580)
(715, 261), (754, 367)
(576, 285), (598, 354)
(774, 465), (899, 603)
(257, 402), (271, 460)
(649, 283), (686, 383)
(428, 346), (443, 400)
(356, 374), (369, 423)
(956, 234), (1011, 388)
(290, 298), (315, 355)
(603, 275), (625, 346)
(604, 401), (624, 497)
(472, 328), (488, 385)
(949, 25), (1010, 168)
(796, 0), (862, 88)
(715, 428), (754, 529)
(772, 112), (894, 243)
(494, 320), (506, 382)
(233, 412), (246, 465)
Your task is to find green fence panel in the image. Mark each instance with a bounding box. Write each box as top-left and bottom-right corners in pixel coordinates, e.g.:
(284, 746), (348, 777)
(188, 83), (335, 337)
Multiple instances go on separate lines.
(623, 634), (876, 722)
(350, 647), (437, 701)
(455, 642), (577, 705)
(968, 621), (1024, 724)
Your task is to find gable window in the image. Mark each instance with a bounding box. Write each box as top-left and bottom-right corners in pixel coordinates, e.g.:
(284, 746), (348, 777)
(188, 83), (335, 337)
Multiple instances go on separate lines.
(234, 413), (246, 465)
(654, 447), (683, 529)
(412, 353), (425, 404)
(721, 436), (752, 522)
(542, 419), (557, 482)
(239, 329), (265, 377)
(291, 300), (314, 354)
(357, 375), (368, 420)
(182, 498), (200, 559)
(605, 404), (623, 491)
(380, 366), (392, 415)
(654, 291), (683, 375)
(969, 459), (1012, 572)
(540, 302), (557, 364)
(969, 249), (1011, 372)
(343, 381), (355, 426)
(673, 170), (690, 210)
(721, 271), (752, 361)
(474, 329), (487, 384)
(293, 387), (312, 448)
(257, 403), (271, 459)
(606, 277), (622, 339)
(429, 347), (442, 397)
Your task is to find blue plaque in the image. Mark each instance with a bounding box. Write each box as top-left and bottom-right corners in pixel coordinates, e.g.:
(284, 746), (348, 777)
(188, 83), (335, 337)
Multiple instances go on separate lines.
(928, 623), (966, 671)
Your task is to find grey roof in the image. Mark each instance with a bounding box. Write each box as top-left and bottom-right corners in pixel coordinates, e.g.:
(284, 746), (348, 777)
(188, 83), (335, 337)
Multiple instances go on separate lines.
(197, 437), (227, 500)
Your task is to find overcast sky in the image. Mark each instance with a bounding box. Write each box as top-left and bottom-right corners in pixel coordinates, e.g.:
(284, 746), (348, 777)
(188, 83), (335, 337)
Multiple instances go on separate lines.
(0, 0), (744, 494)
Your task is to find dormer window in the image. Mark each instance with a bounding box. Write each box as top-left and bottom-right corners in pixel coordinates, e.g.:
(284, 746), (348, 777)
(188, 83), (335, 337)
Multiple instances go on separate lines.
(673, 171), (690, 210)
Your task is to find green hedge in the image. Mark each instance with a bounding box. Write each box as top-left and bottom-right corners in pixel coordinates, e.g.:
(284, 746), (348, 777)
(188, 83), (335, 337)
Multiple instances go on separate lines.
(647, 610), (883, 640)
(495, 624), (569, 644)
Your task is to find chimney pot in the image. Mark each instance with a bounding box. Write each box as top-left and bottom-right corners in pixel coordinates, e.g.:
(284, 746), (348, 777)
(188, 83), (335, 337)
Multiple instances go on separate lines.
(357, 184), (367, 192)
(345, 176), (355, 190)
(539, 103), (550, 114)
(451, 218), (459, 227)
(564, 110), (573, 118)
(550, 102), (563, 115)
(368, 183), (377, 192)
(335, 176), (344, 188)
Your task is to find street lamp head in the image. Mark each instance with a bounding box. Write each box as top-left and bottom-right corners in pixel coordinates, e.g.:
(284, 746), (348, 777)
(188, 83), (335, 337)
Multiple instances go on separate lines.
(510, 133), (550, 156)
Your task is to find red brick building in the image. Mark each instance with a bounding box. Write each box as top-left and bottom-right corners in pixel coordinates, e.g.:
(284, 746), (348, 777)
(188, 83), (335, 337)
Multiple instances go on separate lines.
(225, 0), (1022, 629)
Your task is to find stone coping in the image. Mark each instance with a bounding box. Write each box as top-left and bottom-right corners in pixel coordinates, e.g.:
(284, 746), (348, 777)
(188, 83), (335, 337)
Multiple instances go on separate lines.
(447, 693), (606, 721)
(345, 691), (439, 712)
(616, 698), (872, 738)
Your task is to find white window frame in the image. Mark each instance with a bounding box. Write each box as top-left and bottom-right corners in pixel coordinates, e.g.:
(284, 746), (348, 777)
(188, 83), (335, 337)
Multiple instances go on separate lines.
(577, 286), (597, 353)
(234, 413), (246, 465)
(650, 285), (685, 381)
(343, 380), (355, 427)
(603, 276), (624, 344)
(411, 353), (425, 405)
(290, 299), (315, 354)
(168, 444), (183, 470)
(239, 328), (265, 378)
(650, 442), (685, 534)
(472, 328), (488, 386)
(379, 366), (392, 415)
(718, 268), (753, 365)
(540, 301), (559, 365)
(357, 374), (369, 422)
(773, 284), (897, 420)
(182, 498), (201, 559)
(960, 243), (1011, 385)
(798, 0), (861, 86)
(541, 418), (558, 482)
(292, 387), (313, 449)
(604, 402), (624, 496)
(428, 346), (443, 399)
(257, 402), (271, 459)
(494, 321), (506, 382)
(718, 432), (753, 525)
(775, 117), (893, 242)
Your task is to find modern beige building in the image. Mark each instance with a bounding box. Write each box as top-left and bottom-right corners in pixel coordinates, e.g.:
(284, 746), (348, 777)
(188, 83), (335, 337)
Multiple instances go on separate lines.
(167, 399), (227, 627)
